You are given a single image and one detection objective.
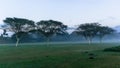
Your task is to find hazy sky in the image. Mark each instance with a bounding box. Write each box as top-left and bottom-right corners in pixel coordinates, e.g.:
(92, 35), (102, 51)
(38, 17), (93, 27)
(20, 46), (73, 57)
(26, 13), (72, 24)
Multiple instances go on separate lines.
(0, 0), (120, 27)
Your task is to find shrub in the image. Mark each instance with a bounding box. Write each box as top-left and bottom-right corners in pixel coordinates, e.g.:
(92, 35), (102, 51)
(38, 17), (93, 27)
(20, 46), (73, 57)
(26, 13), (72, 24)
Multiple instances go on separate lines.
(104, 46), (120, 52)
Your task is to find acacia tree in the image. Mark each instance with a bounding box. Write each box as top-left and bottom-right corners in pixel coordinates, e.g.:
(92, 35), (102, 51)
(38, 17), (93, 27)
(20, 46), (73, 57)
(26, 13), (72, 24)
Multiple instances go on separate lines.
(36, 20), (67, 45)
(3, 17), (35, 46)
(75, 23), (100, 44)
(97, 26), (115, 43)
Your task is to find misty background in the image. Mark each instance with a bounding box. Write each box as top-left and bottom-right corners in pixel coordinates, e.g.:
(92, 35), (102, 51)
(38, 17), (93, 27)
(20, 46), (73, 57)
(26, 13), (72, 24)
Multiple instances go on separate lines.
(0, 0), (120, 43)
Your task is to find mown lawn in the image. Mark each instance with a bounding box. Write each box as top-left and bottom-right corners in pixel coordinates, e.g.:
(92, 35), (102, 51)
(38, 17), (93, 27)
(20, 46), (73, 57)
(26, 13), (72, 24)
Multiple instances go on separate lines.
(0, 43), (119, 68)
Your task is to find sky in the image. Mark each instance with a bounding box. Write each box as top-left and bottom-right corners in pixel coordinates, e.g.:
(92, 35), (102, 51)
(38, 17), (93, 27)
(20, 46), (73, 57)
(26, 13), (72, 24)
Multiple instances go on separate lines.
(0, 0), (120, 27)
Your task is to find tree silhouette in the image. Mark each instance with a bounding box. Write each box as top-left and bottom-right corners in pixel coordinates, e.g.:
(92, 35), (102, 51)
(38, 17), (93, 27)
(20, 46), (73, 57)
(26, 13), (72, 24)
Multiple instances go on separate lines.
(75, 23), (100, 44)
(3, 17), (35, 46)
(36, 20), (67, 45)
(2, 29), (8, 37)
(97, 26), (115, 43)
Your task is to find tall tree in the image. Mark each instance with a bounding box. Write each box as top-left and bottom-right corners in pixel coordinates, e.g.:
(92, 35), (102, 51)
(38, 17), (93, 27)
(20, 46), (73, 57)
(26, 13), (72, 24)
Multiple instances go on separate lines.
(36, 20), (67, 45)
(3, 17), (35, 46)
(97, 26), (115, 43)
(75, 23), (100, 44)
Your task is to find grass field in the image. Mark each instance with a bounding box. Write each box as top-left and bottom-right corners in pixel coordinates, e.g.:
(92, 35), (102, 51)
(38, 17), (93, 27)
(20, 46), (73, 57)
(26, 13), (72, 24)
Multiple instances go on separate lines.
(0, 43), (120, 68)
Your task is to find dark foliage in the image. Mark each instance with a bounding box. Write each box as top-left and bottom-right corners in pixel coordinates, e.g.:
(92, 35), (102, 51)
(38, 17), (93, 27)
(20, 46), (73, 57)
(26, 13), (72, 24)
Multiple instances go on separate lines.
(36, 20), (68, 41)
(104, 46), (120, 52)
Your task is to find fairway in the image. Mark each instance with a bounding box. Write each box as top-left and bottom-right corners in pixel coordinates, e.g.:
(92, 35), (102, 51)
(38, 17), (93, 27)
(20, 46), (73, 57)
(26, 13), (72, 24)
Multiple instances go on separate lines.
(0, 43), (120, 68)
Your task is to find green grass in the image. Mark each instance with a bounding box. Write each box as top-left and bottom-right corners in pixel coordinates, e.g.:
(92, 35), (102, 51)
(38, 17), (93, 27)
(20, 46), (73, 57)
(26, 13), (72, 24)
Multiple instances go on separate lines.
(104, 46), (120, 52)
(0, 43), (119, 68)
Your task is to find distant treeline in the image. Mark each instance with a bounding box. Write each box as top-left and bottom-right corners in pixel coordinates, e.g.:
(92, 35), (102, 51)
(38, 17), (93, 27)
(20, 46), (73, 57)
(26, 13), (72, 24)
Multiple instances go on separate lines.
(0, 17), (118, 46)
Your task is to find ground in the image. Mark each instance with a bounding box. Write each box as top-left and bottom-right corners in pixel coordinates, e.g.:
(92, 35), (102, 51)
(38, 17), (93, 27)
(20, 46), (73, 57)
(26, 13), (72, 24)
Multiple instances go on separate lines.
(0, 43), (119, 68)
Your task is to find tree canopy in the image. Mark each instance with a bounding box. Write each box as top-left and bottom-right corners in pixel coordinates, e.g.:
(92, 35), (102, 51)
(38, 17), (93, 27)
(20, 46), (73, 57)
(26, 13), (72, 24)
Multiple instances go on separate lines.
(3, 17), (35, 46)
(75, 23), (100, 44)
(36, 20), (67, 38)
(97, 26), (115, 43)
(36, 20), (68, 45)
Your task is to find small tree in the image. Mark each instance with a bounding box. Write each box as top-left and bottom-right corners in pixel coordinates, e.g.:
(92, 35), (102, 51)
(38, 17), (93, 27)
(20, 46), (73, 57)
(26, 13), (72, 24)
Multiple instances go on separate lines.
(36, 20), (67, 45)
(75, 23), (100, 44)
(3, 17), (35, 46)
(97, 26), (115, 43)
(0, 29), (8, 37)
(1, 25), (8, 37)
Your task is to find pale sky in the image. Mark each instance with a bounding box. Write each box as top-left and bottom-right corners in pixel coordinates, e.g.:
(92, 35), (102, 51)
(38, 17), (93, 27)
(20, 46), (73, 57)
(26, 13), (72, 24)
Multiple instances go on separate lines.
(0, 0), (120, 27)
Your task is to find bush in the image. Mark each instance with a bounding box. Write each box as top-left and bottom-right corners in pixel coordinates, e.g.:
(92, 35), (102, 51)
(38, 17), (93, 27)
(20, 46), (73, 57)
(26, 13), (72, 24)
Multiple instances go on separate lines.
(104, 46), (120, 52)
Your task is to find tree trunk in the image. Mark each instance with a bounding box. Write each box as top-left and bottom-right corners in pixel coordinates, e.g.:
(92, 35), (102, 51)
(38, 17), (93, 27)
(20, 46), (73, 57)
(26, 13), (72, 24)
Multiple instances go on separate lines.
(47, 38), (50, 46)
(100, 37), (103, 43)
(87, 37), (92, 45)
(16, 38), (20, 47)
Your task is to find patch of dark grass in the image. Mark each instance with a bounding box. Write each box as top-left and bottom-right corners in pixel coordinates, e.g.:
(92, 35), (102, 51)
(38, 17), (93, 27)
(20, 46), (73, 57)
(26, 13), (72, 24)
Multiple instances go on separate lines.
(104, 46), (120, 52)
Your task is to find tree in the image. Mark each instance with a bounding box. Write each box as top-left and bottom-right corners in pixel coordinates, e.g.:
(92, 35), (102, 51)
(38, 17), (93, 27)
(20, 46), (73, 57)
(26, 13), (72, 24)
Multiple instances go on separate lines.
(75, 23), (100, 44)
(97, 26), (115, 43)
(3, 17), (35, 46)
(1, 29), (8, 37)
(0, 25), (8, 37)
(36, 20), (67, 45)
